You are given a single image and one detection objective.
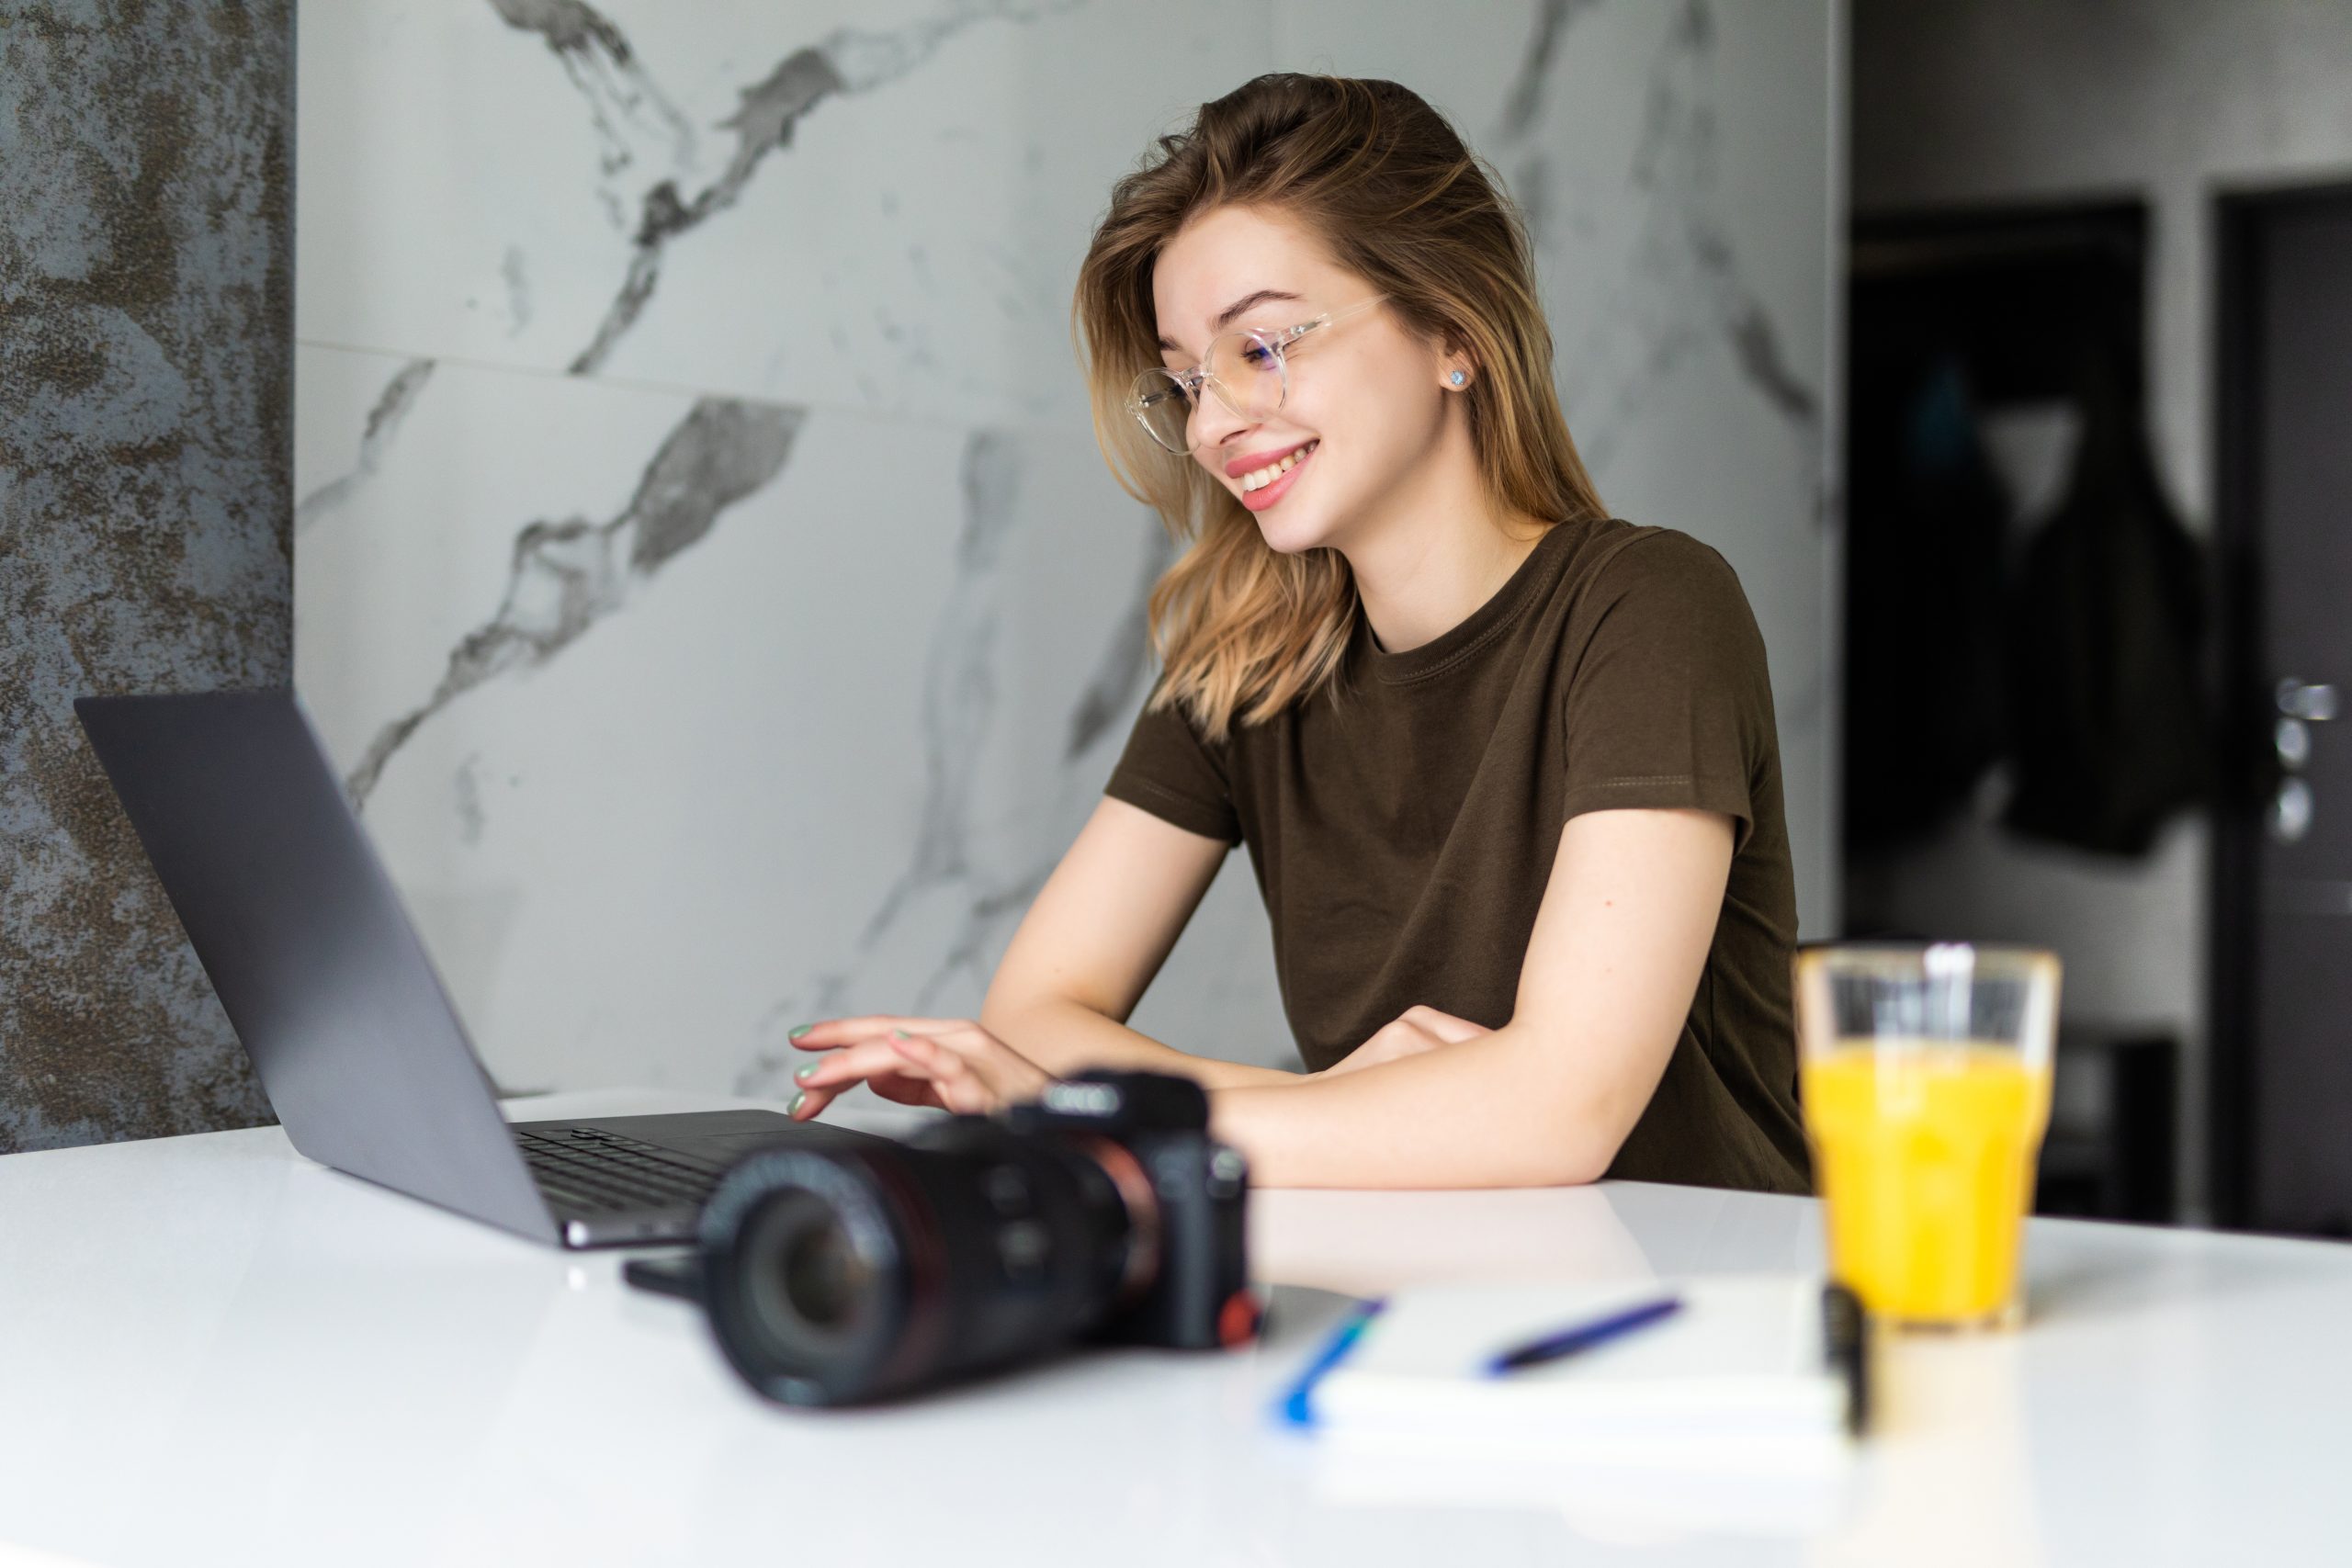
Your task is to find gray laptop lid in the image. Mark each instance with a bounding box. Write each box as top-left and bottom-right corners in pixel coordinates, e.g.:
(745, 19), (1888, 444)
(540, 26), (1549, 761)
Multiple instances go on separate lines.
(75, 690), (558, 1244)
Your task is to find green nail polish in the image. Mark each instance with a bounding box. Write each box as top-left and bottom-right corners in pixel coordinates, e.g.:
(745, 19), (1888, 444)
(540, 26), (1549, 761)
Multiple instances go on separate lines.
(788, 1090), (807, 1115)
(788, 1024), (811, 1040)
(892, 1028), (911, 1039)
(794, 1061), (820, 1083)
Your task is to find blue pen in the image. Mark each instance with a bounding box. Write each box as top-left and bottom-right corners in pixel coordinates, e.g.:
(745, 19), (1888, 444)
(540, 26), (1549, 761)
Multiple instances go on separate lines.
(1273, 1297), (1388, 1428)
(1483, 1294), (1684, 1376)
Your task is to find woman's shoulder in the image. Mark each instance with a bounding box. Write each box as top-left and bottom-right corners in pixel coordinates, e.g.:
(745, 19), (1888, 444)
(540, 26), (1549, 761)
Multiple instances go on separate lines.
(1555, 516), (1741, 584)
(1543, 517), (1758, 629)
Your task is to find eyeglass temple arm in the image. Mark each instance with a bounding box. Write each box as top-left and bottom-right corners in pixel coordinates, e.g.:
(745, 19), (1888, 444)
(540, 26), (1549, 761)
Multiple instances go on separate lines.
(1285, 293), (1387, 345)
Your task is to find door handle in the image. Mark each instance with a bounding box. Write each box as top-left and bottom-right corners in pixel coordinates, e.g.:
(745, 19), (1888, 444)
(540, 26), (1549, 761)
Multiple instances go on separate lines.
(2278, 716), (2312, 768)
(2277, 679), (2338, 722)
(2274, 777), (2315, 843)
(2271, 681), (2333, 843)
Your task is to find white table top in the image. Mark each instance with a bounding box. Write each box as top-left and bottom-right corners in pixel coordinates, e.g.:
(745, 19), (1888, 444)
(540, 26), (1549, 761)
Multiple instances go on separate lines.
(4, 1088), (2350, 1567)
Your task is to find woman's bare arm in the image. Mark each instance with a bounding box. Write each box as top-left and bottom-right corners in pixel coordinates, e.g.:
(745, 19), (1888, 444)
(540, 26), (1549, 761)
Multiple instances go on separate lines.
(1205, 807), (1734, 1185)
(790, 799), (1307, 1114)
(974, 797), (1301, 1089)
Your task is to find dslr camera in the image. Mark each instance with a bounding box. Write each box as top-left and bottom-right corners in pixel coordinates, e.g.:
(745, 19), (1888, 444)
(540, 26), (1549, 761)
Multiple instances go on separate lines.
(690, 1069), (1257, 1406)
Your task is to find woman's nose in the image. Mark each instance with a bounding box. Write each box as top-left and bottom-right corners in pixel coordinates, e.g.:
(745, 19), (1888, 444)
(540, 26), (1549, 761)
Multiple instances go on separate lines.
(1190, 394), (1255, 457)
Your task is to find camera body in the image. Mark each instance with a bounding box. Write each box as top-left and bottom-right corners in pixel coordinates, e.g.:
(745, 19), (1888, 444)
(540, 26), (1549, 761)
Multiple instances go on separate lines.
(998, 1072), (1253, 1351)
(694, 1069), (1256, 1406)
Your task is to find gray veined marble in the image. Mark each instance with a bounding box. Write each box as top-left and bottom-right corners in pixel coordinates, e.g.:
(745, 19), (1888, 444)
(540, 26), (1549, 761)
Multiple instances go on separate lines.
(550, 0), (1084, 377)
(735, 433), (1170, 1096)
(1065, 520), (1175, 761)
(501, 247), (534, 334)
(489, 0), (699, 175)
(1508, 0), (1823, 492)
(1724, 288), (1822, 430)
(1498, 0), (1604, 141)
(737, 431), (1031, 1093)
(345, 398), (805, 802)
(294, 357), (435, 533)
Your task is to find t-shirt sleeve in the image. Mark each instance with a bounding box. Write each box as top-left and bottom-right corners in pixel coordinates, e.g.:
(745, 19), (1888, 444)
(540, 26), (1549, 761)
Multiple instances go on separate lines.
(1557, 531), (1774, 850)
(1103, 682), (1243, 845)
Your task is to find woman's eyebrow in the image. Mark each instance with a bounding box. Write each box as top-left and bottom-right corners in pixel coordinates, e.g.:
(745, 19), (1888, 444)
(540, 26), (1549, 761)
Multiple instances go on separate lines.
(1155, 288), (1306, 354)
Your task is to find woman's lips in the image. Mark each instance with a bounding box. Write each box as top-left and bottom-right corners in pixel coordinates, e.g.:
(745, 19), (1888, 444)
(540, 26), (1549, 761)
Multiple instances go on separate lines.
(1239, 441), (1315, 513)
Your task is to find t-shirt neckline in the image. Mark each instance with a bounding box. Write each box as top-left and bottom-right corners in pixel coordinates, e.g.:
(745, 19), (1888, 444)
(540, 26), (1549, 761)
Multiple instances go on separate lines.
(1358, 519), (1580, 685)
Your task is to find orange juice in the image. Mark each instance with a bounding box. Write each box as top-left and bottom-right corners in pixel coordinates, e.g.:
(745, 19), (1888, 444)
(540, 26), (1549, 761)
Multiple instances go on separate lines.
(1802, 1044), (2052, 1326)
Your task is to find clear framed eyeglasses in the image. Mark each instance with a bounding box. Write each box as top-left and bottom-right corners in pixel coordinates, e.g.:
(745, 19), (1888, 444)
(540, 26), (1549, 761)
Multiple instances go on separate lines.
(1128, 295), (1388, 455)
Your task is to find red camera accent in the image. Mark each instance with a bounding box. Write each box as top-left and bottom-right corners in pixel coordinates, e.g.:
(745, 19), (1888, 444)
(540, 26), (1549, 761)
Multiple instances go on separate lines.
(1217, 1288), (1262, 1347)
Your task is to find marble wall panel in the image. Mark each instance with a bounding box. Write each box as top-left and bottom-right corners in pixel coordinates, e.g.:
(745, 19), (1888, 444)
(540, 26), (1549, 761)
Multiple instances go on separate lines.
(296, 0), (1268, 425)
(295, 0), (1838, 1095)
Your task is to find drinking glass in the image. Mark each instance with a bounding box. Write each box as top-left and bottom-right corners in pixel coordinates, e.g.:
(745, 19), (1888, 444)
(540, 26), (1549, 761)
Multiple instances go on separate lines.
(1795, 943), (2060, 1330)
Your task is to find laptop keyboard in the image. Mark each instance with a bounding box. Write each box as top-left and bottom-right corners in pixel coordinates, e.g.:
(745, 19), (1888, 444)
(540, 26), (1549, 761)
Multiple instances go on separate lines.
(514, 1127), (726, 1214)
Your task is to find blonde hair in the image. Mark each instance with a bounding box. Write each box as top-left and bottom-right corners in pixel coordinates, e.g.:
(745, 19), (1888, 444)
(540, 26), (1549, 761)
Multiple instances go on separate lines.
(1074, 73), (1606, 740)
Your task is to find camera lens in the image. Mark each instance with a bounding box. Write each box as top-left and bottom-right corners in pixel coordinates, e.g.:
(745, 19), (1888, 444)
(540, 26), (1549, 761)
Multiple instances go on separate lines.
(742, 1188), (870, 1345)
(779, 1211), (859, 1325)
(697, 1122), (1142, 1406)
(703, 1152), (909, 1406)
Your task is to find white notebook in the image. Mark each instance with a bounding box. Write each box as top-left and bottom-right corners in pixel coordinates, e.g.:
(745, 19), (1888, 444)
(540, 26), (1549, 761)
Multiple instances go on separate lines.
(1279, 1275), (1862, 1474)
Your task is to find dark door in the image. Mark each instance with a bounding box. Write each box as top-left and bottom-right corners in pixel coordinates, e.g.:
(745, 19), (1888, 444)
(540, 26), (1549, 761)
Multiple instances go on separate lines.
(2214, 186), (2352, 1235)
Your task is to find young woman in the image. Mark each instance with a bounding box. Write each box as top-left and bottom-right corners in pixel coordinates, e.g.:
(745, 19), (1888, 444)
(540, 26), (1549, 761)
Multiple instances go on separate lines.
(782, 74), (1810, 1194)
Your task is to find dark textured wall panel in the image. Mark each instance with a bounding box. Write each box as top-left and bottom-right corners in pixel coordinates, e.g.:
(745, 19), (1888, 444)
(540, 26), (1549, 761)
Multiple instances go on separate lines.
(0, 0), (292, 1150)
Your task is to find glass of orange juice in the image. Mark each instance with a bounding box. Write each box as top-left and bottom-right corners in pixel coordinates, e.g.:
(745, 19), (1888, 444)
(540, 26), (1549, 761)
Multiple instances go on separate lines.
(1795, 943), (2060, 1331)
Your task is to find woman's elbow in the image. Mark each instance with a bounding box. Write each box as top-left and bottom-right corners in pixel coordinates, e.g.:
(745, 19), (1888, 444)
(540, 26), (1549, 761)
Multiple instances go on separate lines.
(1508, 1036), (1657, 1187)
(1542, 1116), (1630, 1187)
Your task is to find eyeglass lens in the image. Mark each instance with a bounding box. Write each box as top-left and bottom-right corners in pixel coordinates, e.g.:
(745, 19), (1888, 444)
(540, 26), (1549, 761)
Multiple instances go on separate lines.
(1133, 329), (1287, 453)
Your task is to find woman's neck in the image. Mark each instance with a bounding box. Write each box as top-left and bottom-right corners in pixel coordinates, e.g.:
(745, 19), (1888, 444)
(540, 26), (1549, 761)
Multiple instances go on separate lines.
(1340, 446), (1546, 655)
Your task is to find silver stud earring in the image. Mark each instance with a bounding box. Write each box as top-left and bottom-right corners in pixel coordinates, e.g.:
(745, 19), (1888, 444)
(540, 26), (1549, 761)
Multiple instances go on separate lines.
(1449, 369), (1467, 388)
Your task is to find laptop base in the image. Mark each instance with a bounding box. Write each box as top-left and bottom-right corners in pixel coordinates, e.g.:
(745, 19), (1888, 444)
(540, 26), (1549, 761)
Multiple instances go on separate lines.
(510, 1108), (893, 1247)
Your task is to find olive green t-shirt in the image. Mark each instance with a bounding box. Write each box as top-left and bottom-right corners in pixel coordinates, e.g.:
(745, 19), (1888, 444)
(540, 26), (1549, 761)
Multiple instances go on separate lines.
(1103, 516), (1810, 1194)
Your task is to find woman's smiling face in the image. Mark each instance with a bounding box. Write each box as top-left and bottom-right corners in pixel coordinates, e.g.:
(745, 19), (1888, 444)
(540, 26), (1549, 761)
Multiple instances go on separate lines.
(1151, 204), (1462, 557)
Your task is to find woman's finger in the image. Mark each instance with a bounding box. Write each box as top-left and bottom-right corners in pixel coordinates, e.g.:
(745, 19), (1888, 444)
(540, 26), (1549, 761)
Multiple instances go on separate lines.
(792, 1070), (946, 1119)
(865, 1074), (947, 1110)
(888, 1037), (1000, 1114)
(805, 1042), (955, 1112)
(786, 1039), (941, 1119)
(786, 1072), (853, 1121)
(790, 1023), (1055, 1119)
(868, 1021), (1005, 1062)
(791, 1038), (911, 1089)
(821, 1021), (1043, 1092)
(902, 1029), (1055, 1100)
(786, 1015), (975, 1049)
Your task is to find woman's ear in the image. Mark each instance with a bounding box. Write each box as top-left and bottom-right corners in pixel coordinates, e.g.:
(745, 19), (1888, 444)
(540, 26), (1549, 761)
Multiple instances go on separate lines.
(1437, 328), (1476, 390)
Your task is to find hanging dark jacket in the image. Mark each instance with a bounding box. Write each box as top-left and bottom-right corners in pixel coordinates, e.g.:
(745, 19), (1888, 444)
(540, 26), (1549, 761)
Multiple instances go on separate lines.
(2001, 364), (2209, 855)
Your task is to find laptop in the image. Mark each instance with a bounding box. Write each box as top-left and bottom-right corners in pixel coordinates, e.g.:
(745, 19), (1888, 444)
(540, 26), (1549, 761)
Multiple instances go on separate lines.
(74, 688), (890, 1248)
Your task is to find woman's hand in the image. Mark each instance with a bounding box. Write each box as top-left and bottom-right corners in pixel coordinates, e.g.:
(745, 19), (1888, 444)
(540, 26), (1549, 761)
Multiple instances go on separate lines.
(1316, 1005), (1495, 1079)
(784, 1015), (1057, 1119)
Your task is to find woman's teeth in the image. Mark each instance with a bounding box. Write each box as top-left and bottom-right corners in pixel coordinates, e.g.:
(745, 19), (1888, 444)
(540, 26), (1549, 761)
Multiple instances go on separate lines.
(1240, 441), (1317, 492)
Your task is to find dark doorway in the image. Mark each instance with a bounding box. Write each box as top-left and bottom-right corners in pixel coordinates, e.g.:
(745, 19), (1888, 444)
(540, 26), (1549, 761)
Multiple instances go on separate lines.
(1846, 203), (2194, 1224)
(1845, 202), (2154, 861)
(2212, 183), (2352, 1237)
